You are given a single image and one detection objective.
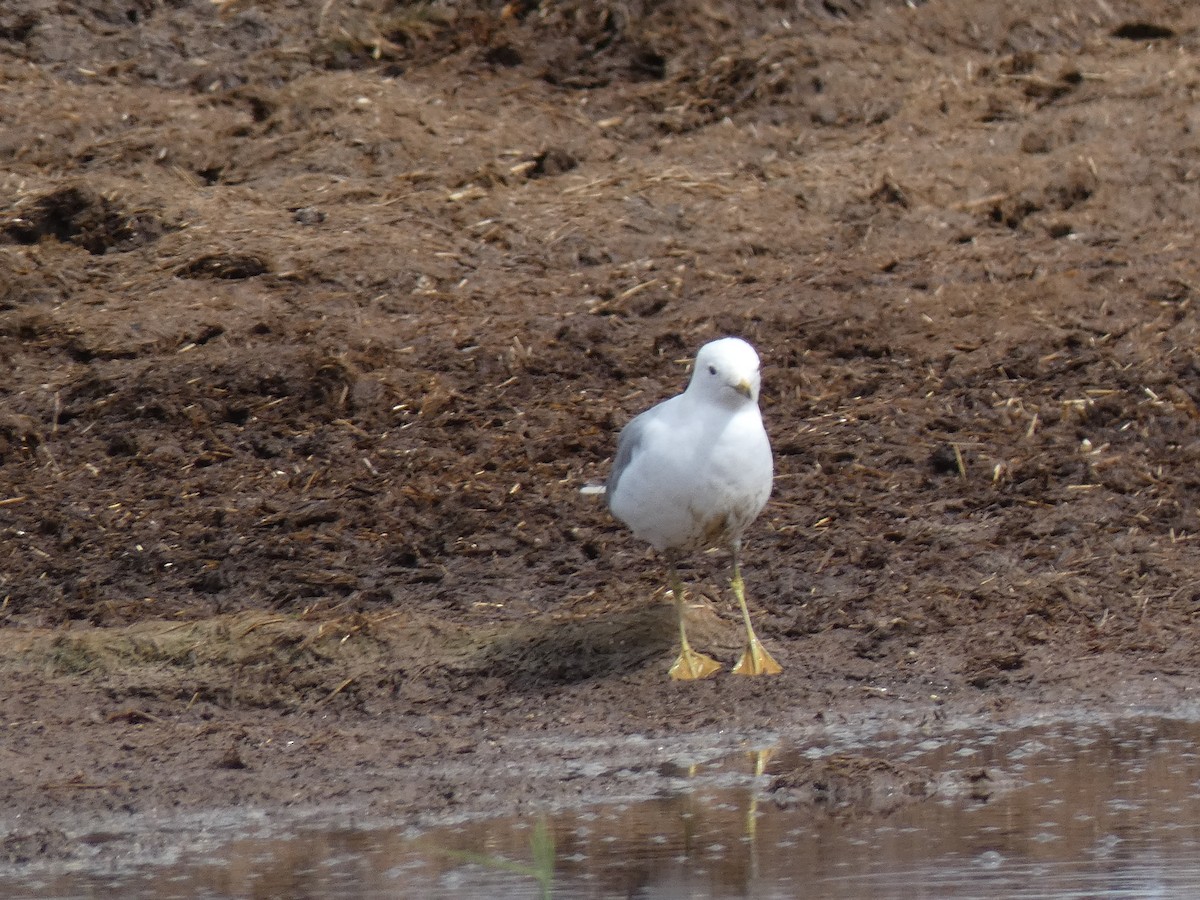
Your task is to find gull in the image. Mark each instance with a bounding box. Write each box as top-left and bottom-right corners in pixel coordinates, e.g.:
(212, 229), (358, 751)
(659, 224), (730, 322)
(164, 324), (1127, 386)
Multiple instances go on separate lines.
(607, 337), (781, 680)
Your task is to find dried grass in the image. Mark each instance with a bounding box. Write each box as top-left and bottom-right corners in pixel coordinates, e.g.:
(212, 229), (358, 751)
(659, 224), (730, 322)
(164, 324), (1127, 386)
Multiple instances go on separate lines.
(0, 610), (468, 709)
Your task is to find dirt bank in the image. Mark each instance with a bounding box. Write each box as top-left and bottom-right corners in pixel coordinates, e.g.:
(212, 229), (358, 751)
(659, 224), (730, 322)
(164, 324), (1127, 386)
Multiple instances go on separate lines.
(3, 0), (1200, 866)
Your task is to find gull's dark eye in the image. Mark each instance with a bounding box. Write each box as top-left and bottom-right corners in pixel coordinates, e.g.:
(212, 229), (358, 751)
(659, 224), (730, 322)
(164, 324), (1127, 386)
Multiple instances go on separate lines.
(707, 365), (717, 375)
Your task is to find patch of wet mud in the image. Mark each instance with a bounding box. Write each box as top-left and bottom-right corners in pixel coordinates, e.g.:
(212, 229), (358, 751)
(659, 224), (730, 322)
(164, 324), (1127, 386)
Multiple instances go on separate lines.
(8, 711), (1200, 898)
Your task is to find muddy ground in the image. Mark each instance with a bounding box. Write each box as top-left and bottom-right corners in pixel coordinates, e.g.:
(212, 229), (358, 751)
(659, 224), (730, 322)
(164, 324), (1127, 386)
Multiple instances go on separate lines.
(3, 0), (1200, 873)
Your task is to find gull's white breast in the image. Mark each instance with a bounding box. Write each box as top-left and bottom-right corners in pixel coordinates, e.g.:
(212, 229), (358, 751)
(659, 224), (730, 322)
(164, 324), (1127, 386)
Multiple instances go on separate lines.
(608, 394), (772, 553)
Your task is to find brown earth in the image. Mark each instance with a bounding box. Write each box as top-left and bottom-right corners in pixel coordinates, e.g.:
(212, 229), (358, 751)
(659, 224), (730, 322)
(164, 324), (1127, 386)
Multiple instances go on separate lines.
(3, 0), (1200, 869)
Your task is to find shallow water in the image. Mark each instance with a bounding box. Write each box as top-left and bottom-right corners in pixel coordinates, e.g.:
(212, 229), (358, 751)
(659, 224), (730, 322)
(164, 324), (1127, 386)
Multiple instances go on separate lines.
(12, 715), (1200, 899)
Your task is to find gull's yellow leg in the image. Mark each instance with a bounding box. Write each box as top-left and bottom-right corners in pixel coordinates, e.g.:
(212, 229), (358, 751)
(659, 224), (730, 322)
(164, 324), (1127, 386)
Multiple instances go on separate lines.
(667, 566), (721, 680)
(729, 547), (782, 676)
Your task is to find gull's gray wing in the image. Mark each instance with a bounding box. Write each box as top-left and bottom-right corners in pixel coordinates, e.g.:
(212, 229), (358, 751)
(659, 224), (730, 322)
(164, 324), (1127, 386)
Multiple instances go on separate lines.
(606, 412), (650, 512)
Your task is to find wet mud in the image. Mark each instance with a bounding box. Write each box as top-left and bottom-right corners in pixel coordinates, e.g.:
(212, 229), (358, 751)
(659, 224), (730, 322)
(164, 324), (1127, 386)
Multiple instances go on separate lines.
(3, 0), (1200, 868)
